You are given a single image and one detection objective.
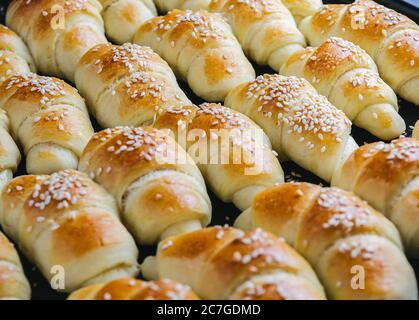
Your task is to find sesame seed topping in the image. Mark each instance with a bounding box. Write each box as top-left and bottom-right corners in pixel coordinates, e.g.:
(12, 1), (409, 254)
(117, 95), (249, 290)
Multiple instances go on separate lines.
(91, 127), (169, 162)
(150, 10), (226, 45)
(319, 188), (371, 233)
(27, 170), (88, 211)
(244, 74), (350, 149)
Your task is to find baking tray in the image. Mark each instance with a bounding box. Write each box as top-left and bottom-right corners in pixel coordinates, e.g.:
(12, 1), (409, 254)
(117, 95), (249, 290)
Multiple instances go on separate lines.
(0, 0), (417, 300)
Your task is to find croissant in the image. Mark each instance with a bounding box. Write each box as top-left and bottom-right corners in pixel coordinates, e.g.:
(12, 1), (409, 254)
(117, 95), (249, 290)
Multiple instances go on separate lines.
(153, 0), (322, 23)
(413, 121), (419, 139)
(99, 0), (157, 44)
(0, 110), (20, 192)
(0, 24), (35, 83)
(133, 9), (255, 101)
(6, 0), (108, 82)
(300, 0), (419, 105)
(208, 0), (306, 72)
(153, 0), (211, 12)
(153, 103), (284, 211)
(225, 74), (358, 182)
(235, 182), (418, 299)
(281, 37), (405, 139)
(75, 43), (190, 128)
(78, 126), (212, 245)
(141, 226), (326, 300)
(333, 137), (419, 258)
(0, 231), (30, 300)
(280, 0), (322, 22)
(0, 73), (94, 175)
(68, 277), (198, 300)
(0, 169), (139, 293)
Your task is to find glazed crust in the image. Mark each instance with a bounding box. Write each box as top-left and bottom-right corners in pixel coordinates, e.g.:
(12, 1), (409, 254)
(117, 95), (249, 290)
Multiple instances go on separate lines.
(0, 73), (94, 174)
(300, 0), (419, 105)
(0, 169), (139, 292)
(0, 24), (35, 83)
(153, 103), (284, 210)
(0, 231), (30, 300)
(280, 0), (322, 21)
(6, 0), (107, 82)
(225, 74), (357, 182)
(239, 182), (418, 299)
(79, 127), (211, 244)
(154, 0), (211, 12)
(75, 43), (190, 128)
(208, 0), (306, 71)
(99, 0), (157, 44)
(133, 9), (255, 101)
(334, 138), (419, 257)
(0, 109), (20, 180)
(155, 227), (326, 300)
(68, 277), (198, 300)
(281, 37), (404, 139)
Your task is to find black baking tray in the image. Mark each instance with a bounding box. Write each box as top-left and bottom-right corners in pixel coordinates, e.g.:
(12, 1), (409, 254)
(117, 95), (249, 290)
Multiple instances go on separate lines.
(0, 0), (417, 300)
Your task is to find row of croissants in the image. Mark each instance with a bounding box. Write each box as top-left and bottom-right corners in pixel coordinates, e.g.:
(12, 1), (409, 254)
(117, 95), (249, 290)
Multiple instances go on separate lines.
(0, 0), (418, 300)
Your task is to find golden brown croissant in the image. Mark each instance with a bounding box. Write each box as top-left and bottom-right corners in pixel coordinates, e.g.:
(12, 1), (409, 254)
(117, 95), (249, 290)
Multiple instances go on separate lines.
(208, 0), (306, 72)
(281, 0), (322, 22)
(153, 0), (322, 23)
(0, 73), (94, 174)
(225, 74), (358, 182)
(133, 9), (255, 101)
(235, 182), (418, 299)
(153, 0), (211, 12)
(75, 43), (190, 128)
(0, 109), (20, 192)
(300, 0), (419, 105)
(0, 169), (139, 293)
(99, 0), (157, 44)
(333, 137), (419, 258)
(0, 231), (30, 300)
(141, 226), (326, 300)
(153, 103), (284, 211)
(281, 37), (405, 139)
(68, 277), (198, 300)
(79, 127), (212, 245)
(6, 0), (108, 82)
(0, 24), (35, 83)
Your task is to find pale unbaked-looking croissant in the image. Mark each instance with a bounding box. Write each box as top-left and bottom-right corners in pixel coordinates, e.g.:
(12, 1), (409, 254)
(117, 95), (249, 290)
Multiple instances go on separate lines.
(225, 74), (358, 182)
(281, 37), (405, 139)
(6, 0), (108, 82)
(0, 24), (35, 83)
(333, 137), (419, 258)
(153, 103), (284, 211)
(68, 277), (198, 300)
(0, 169), (139, 293)
(300, 0), (419, 105)
(79, 127), (212, 245)
(75, 43), (191, 128)
(0, 73), (94, 175)
(0, 231), (30, 300)
(133, 9), (255, 101)
(142, 226), (326, 300)
(235, 182), (418, 299)
(99, 0), (157, 44)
